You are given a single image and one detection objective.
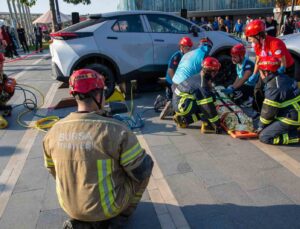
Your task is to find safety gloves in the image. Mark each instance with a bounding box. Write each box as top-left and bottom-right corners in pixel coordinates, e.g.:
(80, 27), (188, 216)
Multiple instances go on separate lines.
(277, 66), (286, 74)
(221, 85), (234, 95)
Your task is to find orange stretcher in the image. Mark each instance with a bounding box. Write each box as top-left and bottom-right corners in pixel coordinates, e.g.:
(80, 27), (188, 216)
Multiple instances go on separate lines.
(220, 112), (258, 139)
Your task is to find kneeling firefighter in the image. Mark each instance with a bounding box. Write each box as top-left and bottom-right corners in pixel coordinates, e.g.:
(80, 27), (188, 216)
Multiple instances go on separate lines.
(257, 56), (300, 145)
(172, 57), (222, 133)
(43, 69), (154, 229)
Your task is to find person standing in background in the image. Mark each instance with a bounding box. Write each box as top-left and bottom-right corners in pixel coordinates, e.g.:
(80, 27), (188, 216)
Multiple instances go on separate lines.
(233, 19), (243, 37)
(265, 16), (278, 37)
(17, 24), (29, 53)
(34, 24), (43, 52)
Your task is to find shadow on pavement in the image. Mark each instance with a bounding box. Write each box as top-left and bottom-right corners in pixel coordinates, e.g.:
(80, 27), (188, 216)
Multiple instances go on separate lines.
(0, 146), (20, 157)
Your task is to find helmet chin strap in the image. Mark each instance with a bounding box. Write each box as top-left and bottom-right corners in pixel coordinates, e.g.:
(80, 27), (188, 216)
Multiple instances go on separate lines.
(90, 90), (103, 110)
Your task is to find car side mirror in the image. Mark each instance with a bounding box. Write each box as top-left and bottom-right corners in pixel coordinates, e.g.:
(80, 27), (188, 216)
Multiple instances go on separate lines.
(190, 25), (198, 37)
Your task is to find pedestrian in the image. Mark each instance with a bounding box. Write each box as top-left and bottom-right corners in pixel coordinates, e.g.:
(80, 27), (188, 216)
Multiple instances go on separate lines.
(233, 18), (243, 37)
(0, 32), (6, 80)
(294, 15), (300, 32)
(5, 26), (19, 57)
(34, 24), (43, 52)
(155, 37), (193, 119)
(172, 37), (213, 85)
(172, 56), (222, 133)
(265, 15), (278, 37)
(43, 69), (154, 229)
(222, 43), (257, 107)
(224, 16), (231, 33)
(212, 17), (219, 31)
(256, 56), (300, 145)
(281, 16), (295, 35)
(17, 24), (29, 53)
(0, 25), (13, 58)
(199, 17), (207, 26)
(245, 19), (295, 112)
(218, 19), (228, 32)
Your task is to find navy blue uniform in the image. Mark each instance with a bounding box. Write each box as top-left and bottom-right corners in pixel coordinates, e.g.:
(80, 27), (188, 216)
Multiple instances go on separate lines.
(173, 74), (220, 127)
(259, 73), (300, 145)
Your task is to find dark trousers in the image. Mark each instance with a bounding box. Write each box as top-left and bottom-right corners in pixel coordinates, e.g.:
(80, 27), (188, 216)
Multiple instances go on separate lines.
(259, 121), (299, 145)
(20, 39), (29, 53)
(165, 82), (173, 100)
(35, 36), (43, 51)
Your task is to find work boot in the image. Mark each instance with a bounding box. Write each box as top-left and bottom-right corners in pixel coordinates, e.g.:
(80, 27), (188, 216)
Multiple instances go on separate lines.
(173, 114), (187, 128)
(2, 105), (12, 117)
(154, 95), (167, 112)
(159, 101), (173, 119)
(62, 219), (93, 229)
(200, 122), (216, 134)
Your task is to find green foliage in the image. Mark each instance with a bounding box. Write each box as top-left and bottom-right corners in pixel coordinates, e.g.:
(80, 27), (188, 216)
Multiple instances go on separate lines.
(20, 0), (37, 7)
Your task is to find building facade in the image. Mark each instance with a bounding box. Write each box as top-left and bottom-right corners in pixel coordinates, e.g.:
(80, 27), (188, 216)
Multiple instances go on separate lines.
(117, 0), (275, 17)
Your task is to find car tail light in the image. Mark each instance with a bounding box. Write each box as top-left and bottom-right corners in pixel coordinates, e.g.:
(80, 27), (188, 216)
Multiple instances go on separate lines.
(50, 32), (78, 40)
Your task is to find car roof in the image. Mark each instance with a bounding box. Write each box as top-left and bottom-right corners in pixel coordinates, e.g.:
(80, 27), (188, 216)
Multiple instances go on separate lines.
(89, 10), (176, 19)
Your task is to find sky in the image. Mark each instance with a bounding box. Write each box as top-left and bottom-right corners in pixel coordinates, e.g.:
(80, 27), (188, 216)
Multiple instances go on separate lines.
(2, 0), (118, 14)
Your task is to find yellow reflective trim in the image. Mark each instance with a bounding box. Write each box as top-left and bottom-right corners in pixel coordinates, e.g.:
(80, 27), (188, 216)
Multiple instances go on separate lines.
(178, 98), (193, 115)
(283, 134), (289, 145)
(263, 99), (281, 108)
(281, 95), (300, 107)
(289, 138), (299, 144)
(97, 160), (111, 217)
(174, 88), (195, 100)
(273, 136), (280, 145)
(121, 143), (143, 166)
(197, 97), (213, 105)
(192, 114), (198, 123)
(277, 117), (300, 126)
(209, 115), (219, 123)
(260, 116), (273, 125)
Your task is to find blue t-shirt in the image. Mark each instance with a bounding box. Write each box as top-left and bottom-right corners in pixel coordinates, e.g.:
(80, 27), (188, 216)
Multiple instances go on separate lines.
(212, 21), (219, 30)
(165, 50), (183, 85)
(224, 19), (231, 29)
(236, 57), (256, 86)
(172, 45), (210, 85)
(234, 22), (243, 32)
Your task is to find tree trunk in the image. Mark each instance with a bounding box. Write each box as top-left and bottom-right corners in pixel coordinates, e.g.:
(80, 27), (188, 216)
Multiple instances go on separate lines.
(49, 0), (58, 32)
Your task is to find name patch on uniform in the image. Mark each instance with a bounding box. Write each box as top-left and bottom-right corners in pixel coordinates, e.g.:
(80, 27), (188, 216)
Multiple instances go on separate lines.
(57, 132), (94, 150)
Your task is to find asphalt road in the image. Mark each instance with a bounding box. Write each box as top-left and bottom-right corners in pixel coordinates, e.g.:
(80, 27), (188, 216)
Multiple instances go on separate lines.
(0, 50), (300, 229)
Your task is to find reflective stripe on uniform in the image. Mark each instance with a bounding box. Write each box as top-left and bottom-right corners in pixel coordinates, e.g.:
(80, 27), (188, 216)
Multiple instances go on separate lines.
(277, 117), (300, 126)
(260, 116), (273, 125)
(97, 159), (120, 218)
(178, 97), (193, 115)
(196, 97), (213, 105)
(120, 142), (143, 166)
(283, 133), (289, 145)
(264, 95), (300, 108)
(208, 115), (219, 123)
(192, 114), (198, 123)
(174, 88), (195, 100)
(44, 156), (54, 167)
(289, 138), (299, 144)
(273, 136), (280, 144)
(263, 99), (281, 108)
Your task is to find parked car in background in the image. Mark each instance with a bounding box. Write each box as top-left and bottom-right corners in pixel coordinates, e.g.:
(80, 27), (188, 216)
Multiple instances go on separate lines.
(279, 33), (300, 81)
(50, 11), (242, 97)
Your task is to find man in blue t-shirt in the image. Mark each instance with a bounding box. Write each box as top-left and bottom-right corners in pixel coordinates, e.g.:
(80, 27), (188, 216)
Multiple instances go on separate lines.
(222, 44), (257, 107)
(155, 37), (193, 119)
(172, 37), (213, 85)
(233, 19), (243, 38)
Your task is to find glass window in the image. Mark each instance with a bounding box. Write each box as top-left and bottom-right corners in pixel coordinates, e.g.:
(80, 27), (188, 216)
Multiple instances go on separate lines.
(146, 14), (190, 33)
(112, 15), (144, 32)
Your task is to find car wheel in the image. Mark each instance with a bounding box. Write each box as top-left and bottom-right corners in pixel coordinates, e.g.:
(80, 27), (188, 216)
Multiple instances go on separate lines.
(214, 54), (236, 87)
(85, 63), (115, 98)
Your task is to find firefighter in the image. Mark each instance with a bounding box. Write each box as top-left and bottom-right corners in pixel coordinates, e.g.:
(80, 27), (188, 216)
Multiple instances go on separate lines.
(43, 69), (154, 229)
(245, 19), (295, 112)
(222, 43), (256, 107)
(172, 37), (213, 85)
(154, 37), (193, 119)
(256, 56), (300, 145)
(172, 57), (222, 133)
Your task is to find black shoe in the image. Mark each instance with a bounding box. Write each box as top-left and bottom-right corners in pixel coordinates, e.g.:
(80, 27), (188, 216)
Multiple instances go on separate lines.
(62, 219), (93, 229)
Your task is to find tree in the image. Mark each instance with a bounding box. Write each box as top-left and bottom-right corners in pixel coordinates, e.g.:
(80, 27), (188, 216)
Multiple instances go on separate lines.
(20, 0), (91, 32)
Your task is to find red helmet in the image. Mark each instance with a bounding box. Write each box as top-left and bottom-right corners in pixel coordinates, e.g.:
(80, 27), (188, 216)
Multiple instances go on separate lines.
(69, 69), (105, 95)
(179, 37), (193, 47)
(202, 57), (221, 71)
(258, 56), (281, 72)
(200, 37), (213, 48)
(245, 19), (265, 37)
(231, 43), (246, 57)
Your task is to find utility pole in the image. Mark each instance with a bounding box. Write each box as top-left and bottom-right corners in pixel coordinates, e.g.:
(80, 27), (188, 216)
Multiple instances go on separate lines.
(55, 0), (62, 30)
(20, 2), (31, 45)
(25, 5), (35, 45)
(291, 0), (295, 16)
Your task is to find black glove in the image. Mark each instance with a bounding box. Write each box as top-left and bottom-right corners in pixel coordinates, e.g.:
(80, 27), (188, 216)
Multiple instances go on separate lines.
(215, 125), (223, 134)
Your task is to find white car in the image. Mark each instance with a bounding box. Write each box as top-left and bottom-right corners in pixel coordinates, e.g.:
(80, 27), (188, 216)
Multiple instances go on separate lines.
(50, 11), (242, 97)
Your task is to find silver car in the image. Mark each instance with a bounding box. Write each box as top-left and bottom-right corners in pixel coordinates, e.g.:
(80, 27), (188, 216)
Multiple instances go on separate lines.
(50, 11), (241, 97)
(279, 33), (300, 81)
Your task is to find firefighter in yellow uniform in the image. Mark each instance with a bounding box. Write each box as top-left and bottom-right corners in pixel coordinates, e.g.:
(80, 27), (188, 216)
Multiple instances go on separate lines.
(43, 69), (153, 229)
